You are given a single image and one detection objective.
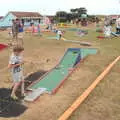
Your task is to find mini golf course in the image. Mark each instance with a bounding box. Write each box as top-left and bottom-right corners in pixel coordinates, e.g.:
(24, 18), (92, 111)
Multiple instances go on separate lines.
(62, 38), (92, 46)
(25, 48), (98, 102)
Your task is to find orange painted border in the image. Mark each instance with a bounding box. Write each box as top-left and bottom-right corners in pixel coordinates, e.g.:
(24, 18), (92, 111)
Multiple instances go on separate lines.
(58, 56), (120, 120)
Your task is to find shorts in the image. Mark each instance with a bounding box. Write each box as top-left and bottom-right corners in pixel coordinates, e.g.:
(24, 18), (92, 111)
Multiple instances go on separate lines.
(57, 34), (62, 40)
(12, 71), (24, 83)
(18, 32), (24, 39)
(104, 33), (111, 37)
(12, 31), (18, 38)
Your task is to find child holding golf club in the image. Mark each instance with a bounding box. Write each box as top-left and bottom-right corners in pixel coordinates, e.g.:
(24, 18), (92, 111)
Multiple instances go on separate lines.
(8, 46), (25, 100)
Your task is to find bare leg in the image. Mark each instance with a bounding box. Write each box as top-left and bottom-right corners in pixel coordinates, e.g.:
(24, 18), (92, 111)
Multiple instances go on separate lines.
(11, 82), (20, 99)
(14, 32), (18, 44)
(16, 33), (18, 43)
(20, 38), (24, 46)
(21, 80), (25, 96)
(11, 83), (15, 89)
(12, 32), (16, 45)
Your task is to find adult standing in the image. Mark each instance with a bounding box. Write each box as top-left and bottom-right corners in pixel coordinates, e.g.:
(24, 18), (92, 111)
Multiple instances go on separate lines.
(12, 19), (16, 40)
(18, 21), (24, 45)
(116, 17), (120, 34)
(104, 16), (110, 26)
(14, 18), (20, 41)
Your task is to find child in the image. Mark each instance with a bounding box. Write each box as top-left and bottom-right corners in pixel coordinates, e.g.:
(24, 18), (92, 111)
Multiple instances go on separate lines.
(31, 23), (35, 35)
(57, 30), (62, 40)
(8, 46), (25, 100)
(104, 24), (112, 38)
(37, 23), (41, 35)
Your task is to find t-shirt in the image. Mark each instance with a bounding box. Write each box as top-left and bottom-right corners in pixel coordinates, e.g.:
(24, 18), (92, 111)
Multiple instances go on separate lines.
(57, 30), (62, 35)
(19, 24), (24, 32)
(9, 54), (23, 74)
(104, 26), (112, 36)
(14, 21), (20, 33)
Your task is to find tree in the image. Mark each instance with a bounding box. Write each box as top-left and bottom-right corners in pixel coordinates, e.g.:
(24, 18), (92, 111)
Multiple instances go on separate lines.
(55, 11), (67, 22)
(67, 13), (73, 22)
(70, 7), (87, 19)
(70, 9), (76, 13)
(55, 7), (88, 23)
(78, 8), (87, 15)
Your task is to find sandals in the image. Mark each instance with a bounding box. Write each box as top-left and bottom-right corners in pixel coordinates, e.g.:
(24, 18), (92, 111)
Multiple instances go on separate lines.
(11, 95), (18, 100)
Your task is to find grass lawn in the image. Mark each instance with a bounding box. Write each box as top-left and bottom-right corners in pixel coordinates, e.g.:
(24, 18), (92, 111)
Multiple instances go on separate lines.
(0, 23), (120, 120)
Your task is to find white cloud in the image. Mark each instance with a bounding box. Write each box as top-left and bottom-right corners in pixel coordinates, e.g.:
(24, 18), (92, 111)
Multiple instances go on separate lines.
(0, 0), (120, 16)
(67, 0), (120, 15)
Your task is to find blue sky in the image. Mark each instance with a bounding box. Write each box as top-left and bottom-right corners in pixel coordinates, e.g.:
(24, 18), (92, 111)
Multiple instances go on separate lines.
(0, 0), (120, 16)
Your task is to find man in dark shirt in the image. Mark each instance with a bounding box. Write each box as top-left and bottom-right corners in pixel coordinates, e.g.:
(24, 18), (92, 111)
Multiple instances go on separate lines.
(12, 18), (20, 41)
(12, 19), (16, 39)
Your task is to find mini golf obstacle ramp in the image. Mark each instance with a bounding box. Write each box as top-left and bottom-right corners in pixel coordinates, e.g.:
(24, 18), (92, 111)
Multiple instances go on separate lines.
(0, 44), (8, 51)
(24, 88), (47, 102)
(111, 32), (120, 37)
(76, 29), (88, 37)
(25, 48), (98, 102)
(62, 38), (92, 46)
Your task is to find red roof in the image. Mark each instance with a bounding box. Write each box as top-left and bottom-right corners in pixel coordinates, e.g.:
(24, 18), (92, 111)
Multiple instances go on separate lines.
(110, 15), (120, 19)
(9, 11), (42, 18)
(46, 16), (54, 20)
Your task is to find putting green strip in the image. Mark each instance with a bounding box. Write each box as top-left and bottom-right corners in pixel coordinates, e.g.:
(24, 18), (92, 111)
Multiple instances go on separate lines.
(80, 48), (97, 59)
(66, 28), (79, 31)
(47, 36), (58, 39)
(28, 48), (97, 93)
(29, 49), (80, 92)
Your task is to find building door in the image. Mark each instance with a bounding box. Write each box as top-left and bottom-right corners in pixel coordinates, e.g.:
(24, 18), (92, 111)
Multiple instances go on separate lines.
(21, 19), (25, 26)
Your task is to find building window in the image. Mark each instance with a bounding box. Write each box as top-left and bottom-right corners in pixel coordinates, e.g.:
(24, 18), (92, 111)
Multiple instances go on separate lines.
(25, 19), (31, 22)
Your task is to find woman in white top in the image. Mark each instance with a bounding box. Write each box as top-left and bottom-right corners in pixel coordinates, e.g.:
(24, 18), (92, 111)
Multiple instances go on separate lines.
(57, 30), (62, 40)
(116, 17), (120, 33)
(104, 25), (112, 37)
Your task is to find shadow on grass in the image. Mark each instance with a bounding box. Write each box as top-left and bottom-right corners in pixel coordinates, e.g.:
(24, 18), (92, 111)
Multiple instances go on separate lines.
(0, 70), (47, 117)
(0, 88), (27, 118)
(25, 70), (47, 88)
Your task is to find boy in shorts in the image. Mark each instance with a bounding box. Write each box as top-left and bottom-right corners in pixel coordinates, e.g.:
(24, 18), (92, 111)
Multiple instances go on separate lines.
(8, 46), (25, 100)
